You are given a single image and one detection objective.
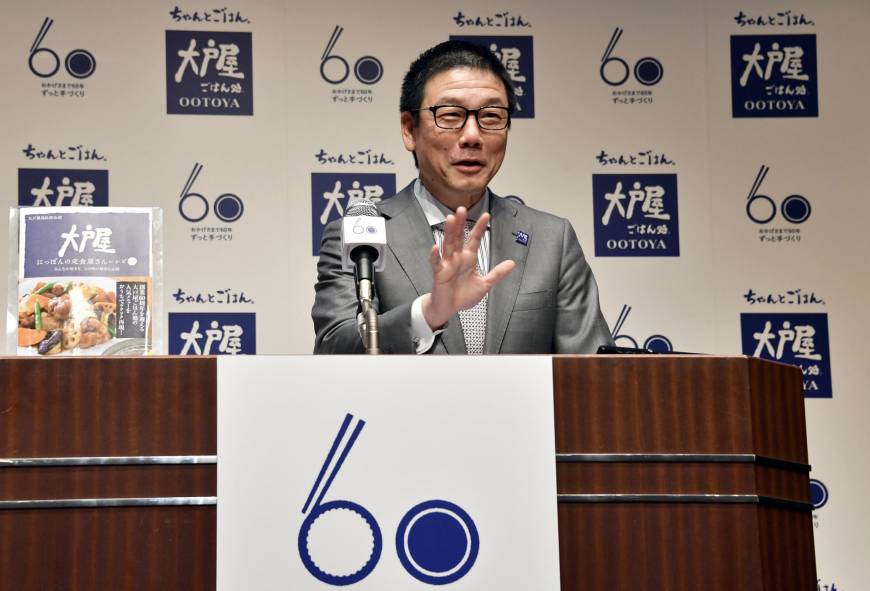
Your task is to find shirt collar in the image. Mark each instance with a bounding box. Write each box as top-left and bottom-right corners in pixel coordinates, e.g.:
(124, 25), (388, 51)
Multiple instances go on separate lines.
(413, 178), (490, 228)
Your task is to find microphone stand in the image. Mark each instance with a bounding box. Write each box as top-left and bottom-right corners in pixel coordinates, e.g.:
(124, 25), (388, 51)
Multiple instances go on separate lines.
(353, 248), (380, 355)
(358, 282), (380, 355)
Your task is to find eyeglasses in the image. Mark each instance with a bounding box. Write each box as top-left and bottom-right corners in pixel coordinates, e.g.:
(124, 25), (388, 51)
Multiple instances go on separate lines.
(413, 105), (512, 131)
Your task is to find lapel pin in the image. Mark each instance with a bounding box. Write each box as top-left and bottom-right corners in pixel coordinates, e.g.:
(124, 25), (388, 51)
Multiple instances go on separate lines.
(514, 231), (529, 246)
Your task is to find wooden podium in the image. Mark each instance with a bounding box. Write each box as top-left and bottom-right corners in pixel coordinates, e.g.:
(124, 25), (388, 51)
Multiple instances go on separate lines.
(0, 356), (815, 590)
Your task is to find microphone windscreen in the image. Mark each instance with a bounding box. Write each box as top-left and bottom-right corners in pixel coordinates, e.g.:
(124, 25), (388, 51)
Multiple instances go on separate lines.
(345, 198), (379, 218)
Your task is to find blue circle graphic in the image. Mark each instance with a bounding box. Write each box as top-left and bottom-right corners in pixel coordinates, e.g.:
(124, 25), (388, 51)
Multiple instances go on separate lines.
(396, 500), (479, 585)
(66, 49), (96, 78)
(354, 56), (383, 85)
(214, 193), (244, 223)
(810, 479), (828, 509)
(634, 57), (663, 86)
(644, 335), (673, 353)
(781, 194), (811, 224)
(298, 500), (382, 586)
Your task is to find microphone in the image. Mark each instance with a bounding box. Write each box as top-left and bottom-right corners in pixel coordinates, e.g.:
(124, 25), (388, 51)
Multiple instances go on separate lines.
(341, 198), (387, 278)
(340, 198), (386, 354)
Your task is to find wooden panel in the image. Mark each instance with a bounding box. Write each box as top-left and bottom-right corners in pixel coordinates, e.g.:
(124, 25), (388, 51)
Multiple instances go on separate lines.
(558, 503), (764, 591)
(747, 358), (809, 464)
(0, 465), (215, 500)
(0, 357), (217, 457)
(0, 357), (217, 591)
(757, 506), (816, 590)
(552, 356), (756, 454)
(0, 507), (215, 591)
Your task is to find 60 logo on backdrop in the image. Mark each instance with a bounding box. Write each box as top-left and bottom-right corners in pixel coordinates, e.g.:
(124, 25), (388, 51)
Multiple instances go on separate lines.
(299, 414), (479, 586)
(611, 304), (673, 352)
(320, 25), (383, 85)
(178, 162), (244, 223)
(29, 17), (96, 79)
(745, 165), (811, 225)
(600, 27), (663, 87)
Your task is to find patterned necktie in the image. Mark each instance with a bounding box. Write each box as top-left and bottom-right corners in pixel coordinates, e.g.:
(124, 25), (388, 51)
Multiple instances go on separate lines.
(434, 221), (487, 354)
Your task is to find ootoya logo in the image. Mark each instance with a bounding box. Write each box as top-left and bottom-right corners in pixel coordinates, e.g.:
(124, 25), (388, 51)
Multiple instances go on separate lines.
(311, 172), (395, 255)
(299, 414), (479, 586)
(810, 479), (828, 510)
(600, 27), (663, 86)
(611, 304), (673, 352)
(178, 162), (244, 223)
(28, 17), (96, 79)
(740, 313), (832, 398)
(592, 174), (679, 257)
(320, 26), (383, 85)
(18, 168), (108, 207)
(745, 165), (811, 224)
(450, 35), (534, 117)
(166, 30), (253, 115)
(168, 312), (255, 355)
(730, 34), (818, 117)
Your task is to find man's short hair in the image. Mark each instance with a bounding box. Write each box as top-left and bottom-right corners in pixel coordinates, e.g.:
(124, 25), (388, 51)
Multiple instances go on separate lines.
(400, 40), (518, 117)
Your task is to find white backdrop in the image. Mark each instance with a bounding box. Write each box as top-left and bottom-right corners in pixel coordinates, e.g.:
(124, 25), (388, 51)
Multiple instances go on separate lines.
(2, 0), (868, 587)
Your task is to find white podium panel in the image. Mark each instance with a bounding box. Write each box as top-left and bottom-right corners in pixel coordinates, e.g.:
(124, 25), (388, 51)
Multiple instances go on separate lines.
(217, 355), (560, 590)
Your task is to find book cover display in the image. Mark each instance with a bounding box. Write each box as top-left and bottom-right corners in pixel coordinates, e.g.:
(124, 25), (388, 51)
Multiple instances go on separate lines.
(7, 207), (163, 356)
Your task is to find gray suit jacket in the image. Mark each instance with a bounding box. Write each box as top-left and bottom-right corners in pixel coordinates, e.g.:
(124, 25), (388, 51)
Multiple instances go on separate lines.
(312, 182), (613, 354)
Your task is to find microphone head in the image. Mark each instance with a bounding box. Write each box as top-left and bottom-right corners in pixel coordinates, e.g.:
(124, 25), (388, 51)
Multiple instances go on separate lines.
(345, 198), (379, 218)
(340, 198), (387, 273)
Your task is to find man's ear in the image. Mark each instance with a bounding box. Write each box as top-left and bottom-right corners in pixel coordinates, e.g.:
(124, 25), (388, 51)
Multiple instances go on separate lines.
(400, 111), (417, 152)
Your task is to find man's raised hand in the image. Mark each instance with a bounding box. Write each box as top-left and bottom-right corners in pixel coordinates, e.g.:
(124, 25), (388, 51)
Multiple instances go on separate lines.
(421, 206), (516, 330)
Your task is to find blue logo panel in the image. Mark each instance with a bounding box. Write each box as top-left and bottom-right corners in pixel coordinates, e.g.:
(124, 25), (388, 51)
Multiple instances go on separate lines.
(592, 173), (679, 257)
(18, 168), (108, 206)
(740, 313), (831, 398)
(168, 312), (255, 355)
(311, 172), (396, 255)
(730, 34), (818, 118)
(166, 30), (253, 116)
(450, 35), (534, 118)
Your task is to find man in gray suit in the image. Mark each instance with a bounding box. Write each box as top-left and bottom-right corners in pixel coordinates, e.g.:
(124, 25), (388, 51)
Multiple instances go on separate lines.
(313, 40), (612, 354)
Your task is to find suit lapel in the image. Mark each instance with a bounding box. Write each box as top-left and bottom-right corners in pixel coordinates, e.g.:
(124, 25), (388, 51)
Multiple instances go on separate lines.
(380, 183), (466, 354)
(485, 196), (529, 354)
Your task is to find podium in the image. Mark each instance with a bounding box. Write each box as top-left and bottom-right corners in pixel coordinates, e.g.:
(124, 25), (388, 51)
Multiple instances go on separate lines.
(0, 356), (815, 590)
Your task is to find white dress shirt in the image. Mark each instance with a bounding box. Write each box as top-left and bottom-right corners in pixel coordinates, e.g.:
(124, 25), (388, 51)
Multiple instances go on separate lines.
(410, 178), (491, 353)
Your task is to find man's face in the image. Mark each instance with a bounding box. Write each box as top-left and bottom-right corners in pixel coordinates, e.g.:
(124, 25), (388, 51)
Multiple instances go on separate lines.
(401, 67), (509, 209)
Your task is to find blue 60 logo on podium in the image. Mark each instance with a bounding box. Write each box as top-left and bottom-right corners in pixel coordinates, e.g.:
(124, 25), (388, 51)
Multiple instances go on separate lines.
(29, 17), (96, 79)
(298, 413), (480, 586)
(600, 27), (663, 87)
(746, 165), (811, 225)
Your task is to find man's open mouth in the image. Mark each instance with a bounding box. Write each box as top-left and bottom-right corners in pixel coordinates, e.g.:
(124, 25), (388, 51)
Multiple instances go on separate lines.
(453, 159), (485, 171)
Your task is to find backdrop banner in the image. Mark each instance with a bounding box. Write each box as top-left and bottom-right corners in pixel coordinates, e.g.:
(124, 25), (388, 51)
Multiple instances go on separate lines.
(1, 1), (868, 586)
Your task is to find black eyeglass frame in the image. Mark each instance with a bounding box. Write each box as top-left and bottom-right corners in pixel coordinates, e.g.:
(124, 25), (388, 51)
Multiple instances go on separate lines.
(411, 104), (513, 131)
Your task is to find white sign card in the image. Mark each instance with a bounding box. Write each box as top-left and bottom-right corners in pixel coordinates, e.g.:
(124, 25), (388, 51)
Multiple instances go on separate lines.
(217, 356), (560, 590)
